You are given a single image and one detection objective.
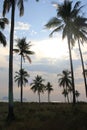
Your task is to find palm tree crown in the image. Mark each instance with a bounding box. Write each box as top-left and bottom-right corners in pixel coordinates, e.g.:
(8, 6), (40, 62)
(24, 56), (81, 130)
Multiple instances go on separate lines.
(14, 68), (29, 87)
(14, 37), (34, 63)
(58, 70), (72, 88)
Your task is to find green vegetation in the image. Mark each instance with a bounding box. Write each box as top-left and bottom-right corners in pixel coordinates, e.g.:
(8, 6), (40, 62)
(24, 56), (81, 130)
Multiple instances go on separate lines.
(0, 102), (87, 130)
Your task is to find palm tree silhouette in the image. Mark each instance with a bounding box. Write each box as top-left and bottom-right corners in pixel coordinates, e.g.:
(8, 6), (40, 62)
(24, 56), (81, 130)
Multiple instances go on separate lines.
(72, 16), (87, 96)
(14, 68), (29, 103)
(3, 0), (24, 120)
(0, 17), (8, 46)
(58, 70), (72, 103)
(14, 37), (34, 103)
(62, 89), (68, 103)
(75, 90), (80, 102)
(45, 0), (84, 104)
(30, 75), (45, 103)
(45, 82), (53, 103)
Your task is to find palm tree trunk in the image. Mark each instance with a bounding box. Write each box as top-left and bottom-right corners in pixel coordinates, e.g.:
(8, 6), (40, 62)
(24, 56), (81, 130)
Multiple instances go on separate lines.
(78, 39), (87, 96)
(66, 86), (69, 103)
(7, 0), (15, 120)
(38, 92), (40, 103)
(67, 37), (76, 104)
(67, 94), (69, 103)
(20, 55), (23, 103)
(48, 91), (50, 103)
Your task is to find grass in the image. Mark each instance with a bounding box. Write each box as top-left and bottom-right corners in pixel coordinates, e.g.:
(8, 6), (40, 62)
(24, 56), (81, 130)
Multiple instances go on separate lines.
(0, 102), (87, 130)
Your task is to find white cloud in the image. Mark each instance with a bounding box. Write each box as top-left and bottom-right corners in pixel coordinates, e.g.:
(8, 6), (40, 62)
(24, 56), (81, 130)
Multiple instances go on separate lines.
(15, 21), (31, 31)
(31, 37), (69, 60)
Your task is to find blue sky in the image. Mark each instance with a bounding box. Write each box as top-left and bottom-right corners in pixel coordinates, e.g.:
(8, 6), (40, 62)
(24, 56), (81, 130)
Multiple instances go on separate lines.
(0, 0), (87, 102)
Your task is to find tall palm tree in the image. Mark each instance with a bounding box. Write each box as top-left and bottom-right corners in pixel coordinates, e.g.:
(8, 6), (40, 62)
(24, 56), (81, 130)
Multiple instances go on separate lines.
(30, 75), (45, 103)
(2, 0), (40, 120)
(3, 0), (24, 120)
(45, 0), (84, 104)
(71, 16), (87, 96)
(14, 68), (29, 102)
(14, 37), (34, 103)
(0, 17), (8, 46)
(45, 82), (53, 102)
(58, 70), (72, 103)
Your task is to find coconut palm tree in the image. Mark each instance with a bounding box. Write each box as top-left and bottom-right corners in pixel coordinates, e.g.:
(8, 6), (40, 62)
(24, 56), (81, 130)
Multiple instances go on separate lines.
(14, 37), (34, 69)
(45, 0), (84, 104)
(58, 70), (72, 103)
(62, 89), (68, 103)
(45, 82), (53, 102)
(75, 90), (80, 102)
(3, 0), (24, 120)
(2, 0), (40, 120)
(0, 17), (8, 46)
(14, 37), (34, 103)
(14, 68), (29, 103)
(71, 16), (87, 96)
(30, 75), (45, 103)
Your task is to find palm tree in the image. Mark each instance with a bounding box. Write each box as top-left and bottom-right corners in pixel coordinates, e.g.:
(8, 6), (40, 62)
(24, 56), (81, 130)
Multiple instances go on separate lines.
(75, 90), (80, 102)
(0, 17), (8, 46)
(62, 89), (68, 103)
(58, 70), (72, 103)
(45, 82), (53, 102)
(30, 75), (45, 103)
(14, 37), (34, 69)
(45, 0), (84, 104)
(14, 68), (29, 103)
(3, 0), (24, 120)
(2, 0), (40, 120)
(14, 37), (34, 103)
(72, 16), (87, 96)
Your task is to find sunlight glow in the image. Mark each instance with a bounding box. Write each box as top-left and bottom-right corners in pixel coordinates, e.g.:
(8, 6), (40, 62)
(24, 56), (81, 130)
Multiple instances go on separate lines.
(32, 38), (68, 59)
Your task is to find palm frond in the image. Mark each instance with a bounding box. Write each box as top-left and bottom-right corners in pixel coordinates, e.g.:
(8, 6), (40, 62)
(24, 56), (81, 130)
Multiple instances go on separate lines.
(0, 31), (7, 46)
(3, 0), (12, 16)
(17, 0), (24, 16)
(73, 1), (81, 10)
(45, 17), (62, 29)
(49, 25), (63, 37)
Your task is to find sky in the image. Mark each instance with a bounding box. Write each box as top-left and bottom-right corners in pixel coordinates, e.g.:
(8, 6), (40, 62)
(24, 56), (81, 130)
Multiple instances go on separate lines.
(0, 0), (87, 102)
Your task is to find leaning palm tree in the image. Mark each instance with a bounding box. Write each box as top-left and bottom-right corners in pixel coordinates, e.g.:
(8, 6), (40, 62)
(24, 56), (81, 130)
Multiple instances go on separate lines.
(58, 70), (72, 103)
(14, 68), (29, 103)
(45, 82), (53, 102)
(30, 75), (45, 103)
(3, 0), (24, 120)
(45, 0), (84, 104)
(0, 17), (8, 46)
(72, 16), (87, 96)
